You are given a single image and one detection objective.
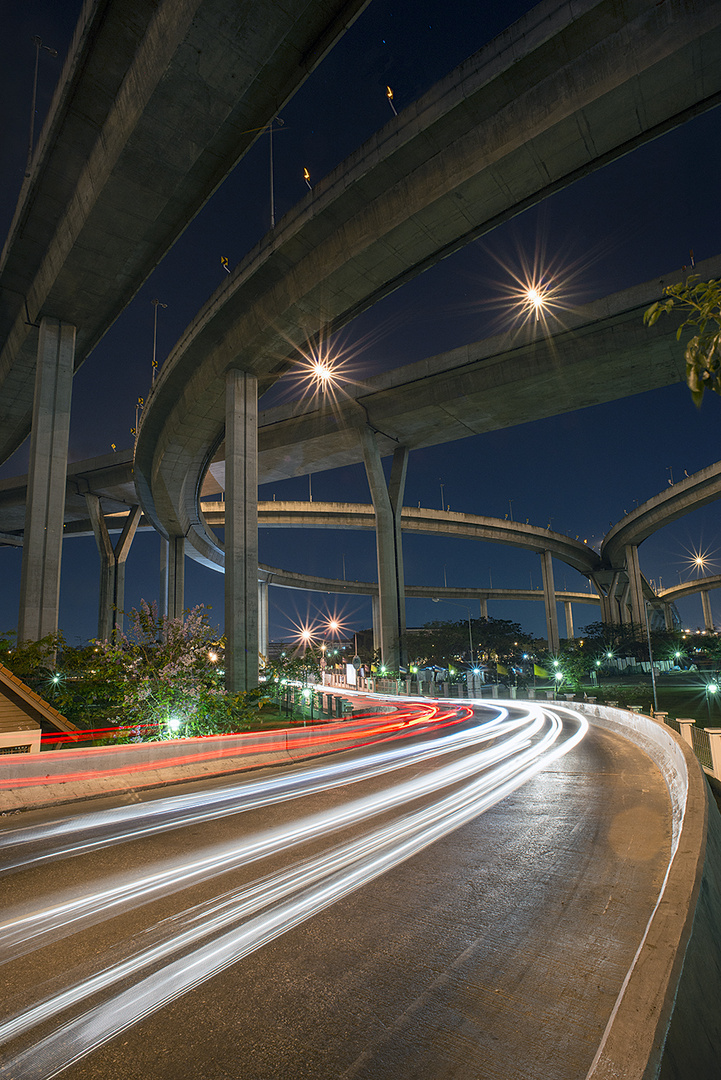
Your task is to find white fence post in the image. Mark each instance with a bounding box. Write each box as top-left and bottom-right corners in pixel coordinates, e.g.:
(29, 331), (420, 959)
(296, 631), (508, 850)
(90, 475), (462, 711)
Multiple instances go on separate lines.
(704, 728), (721, 778)
(676, 719), (696, 749)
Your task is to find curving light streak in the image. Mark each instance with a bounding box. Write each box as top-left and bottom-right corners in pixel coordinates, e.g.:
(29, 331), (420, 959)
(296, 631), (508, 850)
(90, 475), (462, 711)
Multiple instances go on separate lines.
(0, 702), (460, 792)
(0, 711), (545, 958)
(0, 710), (586, 1078)
(0, 704), (492, 873)
(0, 703), (587, 1078)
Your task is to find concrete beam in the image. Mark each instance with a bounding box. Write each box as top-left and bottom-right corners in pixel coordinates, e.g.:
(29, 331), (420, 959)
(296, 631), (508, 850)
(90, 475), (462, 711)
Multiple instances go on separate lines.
(0, 0), (370, 467)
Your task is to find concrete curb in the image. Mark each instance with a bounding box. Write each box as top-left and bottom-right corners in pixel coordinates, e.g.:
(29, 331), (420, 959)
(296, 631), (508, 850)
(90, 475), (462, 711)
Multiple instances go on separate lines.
(560, 704), (721, 1080)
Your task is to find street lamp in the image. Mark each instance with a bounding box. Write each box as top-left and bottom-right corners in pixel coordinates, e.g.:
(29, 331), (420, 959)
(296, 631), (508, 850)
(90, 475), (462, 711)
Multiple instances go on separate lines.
(707, 681), (718, 723)
(26, 35), (58, 177)
(643, 601), (659, 713)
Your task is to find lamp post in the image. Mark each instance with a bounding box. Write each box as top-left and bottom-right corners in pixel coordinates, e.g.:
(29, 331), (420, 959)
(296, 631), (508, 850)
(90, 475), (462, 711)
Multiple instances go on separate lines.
(707, 681), (718, 723)
(643, 601), (659, 713)
(151, 299), (167, 384)
(26, 35), (57, 177)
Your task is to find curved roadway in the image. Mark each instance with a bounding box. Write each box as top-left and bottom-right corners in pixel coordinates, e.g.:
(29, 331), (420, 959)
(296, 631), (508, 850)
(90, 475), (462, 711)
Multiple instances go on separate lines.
(0, 701), (675, 1079)
(134, 0), (721, 566)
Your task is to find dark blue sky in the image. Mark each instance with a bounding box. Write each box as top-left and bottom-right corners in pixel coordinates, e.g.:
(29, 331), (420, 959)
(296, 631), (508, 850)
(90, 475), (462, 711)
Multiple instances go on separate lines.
(2, 0), (721, 645)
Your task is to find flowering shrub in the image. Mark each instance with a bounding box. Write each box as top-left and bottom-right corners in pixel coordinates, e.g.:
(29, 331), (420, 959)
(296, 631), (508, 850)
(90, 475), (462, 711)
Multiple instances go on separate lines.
(1, 604), (269, 739)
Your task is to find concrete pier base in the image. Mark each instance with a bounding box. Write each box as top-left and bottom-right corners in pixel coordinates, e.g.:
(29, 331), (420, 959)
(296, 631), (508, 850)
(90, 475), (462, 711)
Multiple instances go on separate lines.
(86, 497), (141, 639)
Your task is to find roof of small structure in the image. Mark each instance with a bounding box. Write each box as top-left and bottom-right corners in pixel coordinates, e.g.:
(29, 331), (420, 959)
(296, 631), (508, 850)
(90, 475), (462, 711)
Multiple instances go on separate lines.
(0, 663), (78, 733)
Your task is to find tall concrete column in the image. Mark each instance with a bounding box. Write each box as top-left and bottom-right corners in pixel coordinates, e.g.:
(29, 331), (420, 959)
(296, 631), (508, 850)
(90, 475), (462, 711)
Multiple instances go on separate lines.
(85, 496), (141, 639)
(479, 597), (488, 620)
(540, 550), (560, 654)
(702, 590), (714, 631)
(225, 370), (258, 691)
(564, 600), (574, 641)
(18, 318), (75, 642)
(360, 428), (408, 669)
(258, 579), (269, 659)
(371, 595), (380, 654)
(625, 544), (645, 628)
(167, 537), (185, 621)
(664, 603), (674, 631)
(159, 537), (169, 618)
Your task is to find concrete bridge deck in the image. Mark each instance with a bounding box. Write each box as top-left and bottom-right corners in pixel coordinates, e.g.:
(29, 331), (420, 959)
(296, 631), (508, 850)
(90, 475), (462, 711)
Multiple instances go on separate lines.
(0, 0), (369, 466)
(134, 0), (721, 565)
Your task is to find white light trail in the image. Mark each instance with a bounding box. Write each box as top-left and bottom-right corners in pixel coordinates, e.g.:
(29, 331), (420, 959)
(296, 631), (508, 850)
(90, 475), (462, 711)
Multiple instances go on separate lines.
(0, 712), (539, 958)
(0, 709), (586, 1077)
(0, 707), (508, 873)
(0, 703), (587, 1078)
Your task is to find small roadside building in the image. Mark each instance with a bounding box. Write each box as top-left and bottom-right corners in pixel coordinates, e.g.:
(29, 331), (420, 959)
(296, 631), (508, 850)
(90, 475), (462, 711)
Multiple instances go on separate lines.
(0, 663), (77, 754)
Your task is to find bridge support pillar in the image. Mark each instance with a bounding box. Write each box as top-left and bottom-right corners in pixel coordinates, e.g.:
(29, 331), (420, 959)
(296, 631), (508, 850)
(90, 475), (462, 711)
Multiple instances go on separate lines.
(664, 603), (674, 631)
(258, 579), (269, 659)
(564, 600), (574, 641)
(371, 595), (380, 655)
(18, 318), (76, 642)
(225, 370), (258, 691)
(165, 537), (185, 621)
(540, 551), (560, 654)
(361, 429), (407, 670)
(702, 590), (714, 631)
(479, 597), (488, 620)
(85, 496), (141, 639)
(625, 544), (645, 628)
(159, 537), (169, 618)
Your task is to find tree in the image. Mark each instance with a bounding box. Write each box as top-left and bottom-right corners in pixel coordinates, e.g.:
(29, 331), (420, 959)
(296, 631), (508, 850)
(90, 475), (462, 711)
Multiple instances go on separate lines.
(408, 617), (534, 670)
(644, 276), (721, 405)
(1, 604), (268, 738)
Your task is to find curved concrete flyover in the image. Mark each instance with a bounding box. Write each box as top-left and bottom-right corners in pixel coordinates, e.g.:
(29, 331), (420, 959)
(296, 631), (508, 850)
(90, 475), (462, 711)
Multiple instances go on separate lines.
(598, 457), (721, 627)
(0, 0), (370, 465)
(135, 0), (721, 560)
(603, 458), (721, 569)
(658, 574), (721, 631)
(659, 574), (721, 605)
(215, 501), (599, 576)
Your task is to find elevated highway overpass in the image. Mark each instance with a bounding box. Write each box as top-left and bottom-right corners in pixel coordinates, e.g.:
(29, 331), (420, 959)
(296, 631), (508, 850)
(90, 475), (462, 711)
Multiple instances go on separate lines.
(0, 0), (370, 644)
(132, 0), (721, 684)
(6, 0), (721, 674)
(0, 0), (370, 465)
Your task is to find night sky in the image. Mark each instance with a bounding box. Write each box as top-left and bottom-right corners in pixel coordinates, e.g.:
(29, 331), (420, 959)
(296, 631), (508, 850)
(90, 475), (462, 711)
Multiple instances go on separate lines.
(2, 0), (721, 647)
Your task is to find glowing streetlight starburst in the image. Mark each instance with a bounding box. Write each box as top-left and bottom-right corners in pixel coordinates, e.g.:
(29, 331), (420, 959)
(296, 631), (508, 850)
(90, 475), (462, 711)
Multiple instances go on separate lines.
(285, 616), (321, 654)
(680, 542), (718, 579)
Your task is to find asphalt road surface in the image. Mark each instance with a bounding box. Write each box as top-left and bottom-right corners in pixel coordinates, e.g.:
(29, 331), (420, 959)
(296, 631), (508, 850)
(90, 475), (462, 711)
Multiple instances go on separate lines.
(0, 703), (672, 1079)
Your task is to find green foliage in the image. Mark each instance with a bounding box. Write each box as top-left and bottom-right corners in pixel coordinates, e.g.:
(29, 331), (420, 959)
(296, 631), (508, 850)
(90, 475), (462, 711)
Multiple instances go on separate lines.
(644, 276), (721, 405)
(1, 604), (270, 739)
(408, 617), (534, 669)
